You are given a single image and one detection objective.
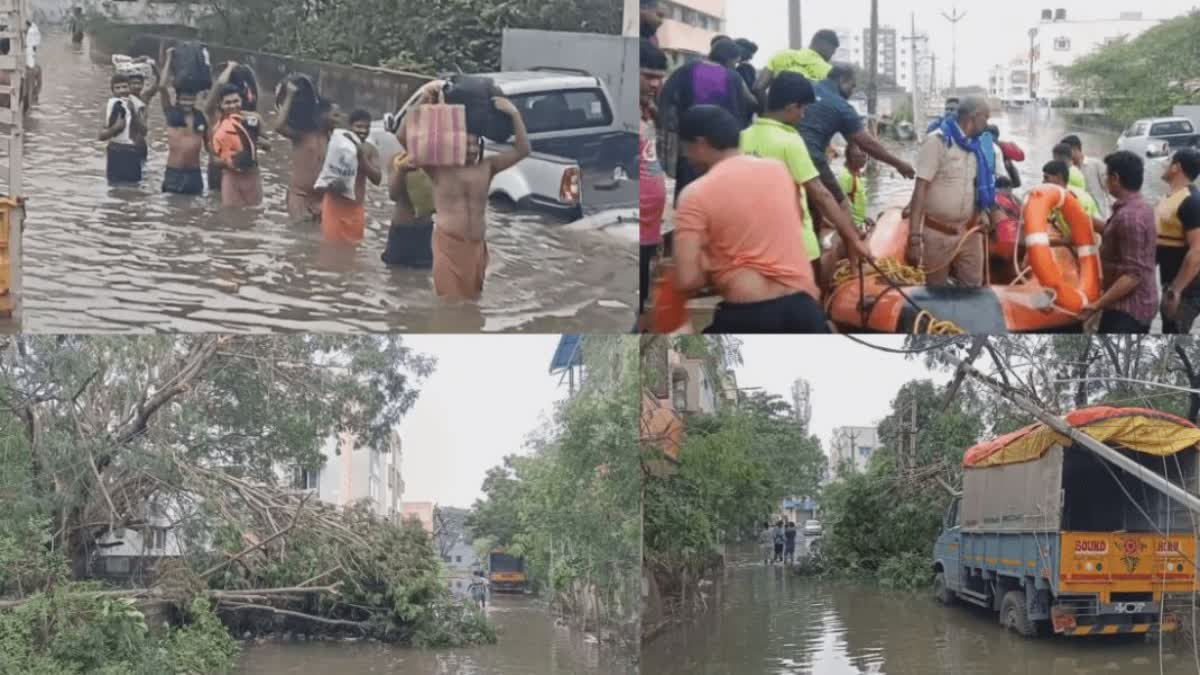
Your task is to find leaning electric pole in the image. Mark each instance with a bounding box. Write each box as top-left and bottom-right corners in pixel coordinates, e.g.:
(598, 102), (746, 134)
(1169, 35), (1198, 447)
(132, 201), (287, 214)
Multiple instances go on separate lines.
(941, 4), (967, 93)
(788, 0), (802, 49)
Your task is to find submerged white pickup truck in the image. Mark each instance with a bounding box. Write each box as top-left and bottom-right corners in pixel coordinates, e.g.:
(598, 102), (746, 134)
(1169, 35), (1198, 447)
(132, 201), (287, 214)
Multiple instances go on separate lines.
(378, 69), (636, 221)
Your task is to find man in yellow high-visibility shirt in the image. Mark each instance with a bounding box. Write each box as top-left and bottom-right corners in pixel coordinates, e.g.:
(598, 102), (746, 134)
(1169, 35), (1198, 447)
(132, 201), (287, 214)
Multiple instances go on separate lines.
(837, 143), (871, 232)
(1042, 160), (1100, 238)
(754, 29), (839, 94)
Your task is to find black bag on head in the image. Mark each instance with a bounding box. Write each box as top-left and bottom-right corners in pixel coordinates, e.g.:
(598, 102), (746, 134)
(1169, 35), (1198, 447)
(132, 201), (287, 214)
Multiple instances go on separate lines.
(172, 41), (212, 95)
(276, 74), (319, 131)
(445, 75), (513, 143)
(218, 62), (259, 112)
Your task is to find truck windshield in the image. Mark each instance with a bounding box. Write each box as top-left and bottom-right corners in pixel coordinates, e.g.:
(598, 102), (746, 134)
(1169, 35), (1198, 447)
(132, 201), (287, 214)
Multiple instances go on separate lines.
(489, 554), (523, 573)
(510, 89), (613, 134)
(1150, 120), (1194, 137)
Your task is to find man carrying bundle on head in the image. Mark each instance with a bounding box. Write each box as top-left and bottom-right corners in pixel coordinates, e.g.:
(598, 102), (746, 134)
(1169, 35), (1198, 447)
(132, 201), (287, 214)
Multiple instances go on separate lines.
(397, 80), (530, 301)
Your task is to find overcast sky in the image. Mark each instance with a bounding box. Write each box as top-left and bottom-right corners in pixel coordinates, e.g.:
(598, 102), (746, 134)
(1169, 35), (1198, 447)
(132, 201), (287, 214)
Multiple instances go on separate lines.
(731, 336), (949, 453)
(396, 335), (566, 509)
(727, 0), (1199, 88)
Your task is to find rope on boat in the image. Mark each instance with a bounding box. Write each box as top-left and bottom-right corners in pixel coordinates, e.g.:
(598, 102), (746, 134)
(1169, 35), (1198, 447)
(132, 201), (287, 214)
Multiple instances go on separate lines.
(829, 257), (966, 336)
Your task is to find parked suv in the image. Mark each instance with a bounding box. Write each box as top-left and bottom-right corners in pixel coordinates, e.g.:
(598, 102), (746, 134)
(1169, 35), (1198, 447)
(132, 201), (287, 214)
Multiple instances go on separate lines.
(1116, 117), (1200, 158)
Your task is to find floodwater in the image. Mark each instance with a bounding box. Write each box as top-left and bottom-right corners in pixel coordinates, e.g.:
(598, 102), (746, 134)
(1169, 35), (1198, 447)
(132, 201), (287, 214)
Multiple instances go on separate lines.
(19, 33), (636, 333)
(643, 545), (1200, 675)
(233, 595), (634, 675)
(861, 107), (1163, 216)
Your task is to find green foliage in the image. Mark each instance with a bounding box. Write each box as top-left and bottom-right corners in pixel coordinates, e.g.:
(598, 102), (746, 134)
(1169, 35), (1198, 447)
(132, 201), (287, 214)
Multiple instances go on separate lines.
(1057, 12), (1200, 123)
(0, 586), (240, 675)
(197, 0), (620, 73)
(466, 337), (639, 637)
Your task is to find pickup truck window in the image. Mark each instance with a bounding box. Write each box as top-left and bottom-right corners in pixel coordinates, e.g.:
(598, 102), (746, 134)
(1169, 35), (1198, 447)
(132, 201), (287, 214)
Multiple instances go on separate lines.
(1150, 120), (1195, 137)
(1124, 122), (1148, 138)
(511, 88), (613, 134)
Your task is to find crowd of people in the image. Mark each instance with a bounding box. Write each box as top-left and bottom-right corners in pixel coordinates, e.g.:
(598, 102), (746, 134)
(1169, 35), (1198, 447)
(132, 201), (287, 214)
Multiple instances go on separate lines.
(94, 42), (530, 303)
(638, 0), (1200, 335)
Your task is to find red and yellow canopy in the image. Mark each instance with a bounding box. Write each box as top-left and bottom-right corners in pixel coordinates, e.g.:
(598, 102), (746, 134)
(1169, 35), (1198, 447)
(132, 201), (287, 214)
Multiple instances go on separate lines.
(963, 406), (1200, 468)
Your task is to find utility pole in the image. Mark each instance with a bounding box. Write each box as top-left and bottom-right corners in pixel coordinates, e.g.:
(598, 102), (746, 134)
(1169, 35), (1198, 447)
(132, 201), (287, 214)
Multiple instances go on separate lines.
(788, 0), (803, 50)
(867, 0), (879, 117)
(946, 343), (1200, 517)
(902, 12), (927, 127)
(622, 0), (639, 37)
(941, 4), (967, 94)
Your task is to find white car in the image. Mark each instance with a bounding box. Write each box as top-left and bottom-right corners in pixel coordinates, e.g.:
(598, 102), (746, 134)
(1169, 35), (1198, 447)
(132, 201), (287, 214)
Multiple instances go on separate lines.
(1116, 117), (1198, 159)
(802, 520), (822, 536)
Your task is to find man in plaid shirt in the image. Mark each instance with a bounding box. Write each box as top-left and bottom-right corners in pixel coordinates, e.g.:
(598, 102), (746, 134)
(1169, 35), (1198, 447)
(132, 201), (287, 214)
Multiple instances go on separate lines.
(1079, 151), (1159, 333)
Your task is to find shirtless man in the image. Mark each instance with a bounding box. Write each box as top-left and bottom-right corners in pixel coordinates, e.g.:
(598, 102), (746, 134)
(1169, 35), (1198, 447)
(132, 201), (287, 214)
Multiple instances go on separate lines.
(319, 109), (382, 242)
(275, 81), (343, 222)
(157, 48), (207, 195)
(399, 80), (530, 300)
(205, 62), (266, 205)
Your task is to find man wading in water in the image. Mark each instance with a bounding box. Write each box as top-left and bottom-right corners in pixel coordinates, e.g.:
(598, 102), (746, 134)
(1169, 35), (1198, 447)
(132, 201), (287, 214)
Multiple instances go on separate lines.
(157, 48), (207, 195)
(399, 80), (531, 301)
(275, 81), (344, 222)
(319, 109), (382, 243)
(206, 66), (264, 207)
(99, 73), (145, 184)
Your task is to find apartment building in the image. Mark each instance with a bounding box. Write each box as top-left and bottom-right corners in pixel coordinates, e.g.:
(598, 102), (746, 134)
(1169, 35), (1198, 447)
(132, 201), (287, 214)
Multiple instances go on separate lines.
(1028, 8), (1160, 102)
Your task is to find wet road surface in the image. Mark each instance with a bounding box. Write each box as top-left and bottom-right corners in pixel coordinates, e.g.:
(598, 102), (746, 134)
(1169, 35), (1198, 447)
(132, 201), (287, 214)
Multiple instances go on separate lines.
(233, 595), (634, 675)
(20, 33), (635, 333)
(643, 545), (1199, 675)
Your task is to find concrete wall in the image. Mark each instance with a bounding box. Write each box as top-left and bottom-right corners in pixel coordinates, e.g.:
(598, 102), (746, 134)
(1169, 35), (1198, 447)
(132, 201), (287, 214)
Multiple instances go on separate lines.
(89, 29), (432, 119)
(501, 29), (636, 133)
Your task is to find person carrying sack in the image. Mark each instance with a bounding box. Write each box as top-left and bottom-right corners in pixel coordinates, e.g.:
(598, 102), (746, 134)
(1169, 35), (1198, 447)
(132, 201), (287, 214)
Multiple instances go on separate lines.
(317, 109), (381, 243)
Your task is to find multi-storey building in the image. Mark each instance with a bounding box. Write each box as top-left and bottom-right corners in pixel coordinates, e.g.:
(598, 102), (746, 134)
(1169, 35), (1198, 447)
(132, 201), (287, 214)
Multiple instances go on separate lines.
(1028, 8), (1160, 103)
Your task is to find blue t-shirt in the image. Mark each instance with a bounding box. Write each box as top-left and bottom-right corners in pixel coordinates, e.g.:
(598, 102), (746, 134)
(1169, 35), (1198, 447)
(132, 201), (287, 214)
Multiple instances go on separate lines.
(798, 78), (864, 166)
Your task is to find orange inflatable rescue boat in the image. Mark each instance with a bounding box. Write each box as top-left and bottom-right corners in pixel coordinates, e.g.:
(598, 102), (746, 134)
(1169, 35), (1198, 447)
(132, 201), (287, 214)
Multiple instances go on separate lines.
(826, 184), (1102, 333)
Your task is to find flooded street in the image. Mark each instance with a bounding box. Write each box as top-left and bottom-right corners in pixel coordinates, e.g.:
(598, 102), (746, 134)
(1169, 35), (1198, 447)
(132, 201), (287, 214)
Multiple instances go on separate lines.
(20, 33), (635, 333)
(643, 545), (1199, 675)
(862, 108), (1167, 215)
(234, 595), (633, 674)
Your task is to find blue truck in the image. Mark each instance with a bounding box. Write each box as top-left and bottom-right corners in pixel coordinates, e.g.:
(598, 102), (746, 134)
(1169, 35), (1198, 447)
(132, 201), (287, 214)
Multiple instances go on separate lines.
(933, 410), (1198, 637)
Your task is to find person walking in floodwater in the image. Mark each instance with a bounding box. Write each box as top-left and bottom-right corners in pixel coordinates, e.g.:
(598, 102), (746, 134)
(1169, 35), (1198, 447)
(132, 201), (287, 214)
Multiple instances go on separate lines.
(207, 63), (264, 207)
(275, 81), (344, 222)
(783, 521), (797, 565)
(758, 521), (774, 565)
(468, 570), (489, 610)
(772, 520), (785, 563)
(157, 48), (207, 195)
(398, 79), (531, 301)
(319, 109), (381, 243)
(69, 7), (85, 46)
(99, 73), (145, 184)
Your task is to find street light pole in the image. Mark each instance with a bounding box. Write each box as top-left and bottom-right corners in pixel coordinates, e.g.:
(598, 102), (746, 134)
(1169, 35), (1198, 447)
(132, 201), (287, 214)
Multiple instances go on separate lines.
(789, 0), (803, 50)
(940, 4), (967, 93)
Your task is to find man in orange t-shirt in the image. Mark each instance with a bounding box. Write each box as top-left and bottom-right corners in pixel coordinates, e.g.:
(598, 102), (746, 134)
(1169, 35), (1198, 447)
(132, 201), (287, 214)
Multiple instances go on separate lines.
(673, 105), (836, 333)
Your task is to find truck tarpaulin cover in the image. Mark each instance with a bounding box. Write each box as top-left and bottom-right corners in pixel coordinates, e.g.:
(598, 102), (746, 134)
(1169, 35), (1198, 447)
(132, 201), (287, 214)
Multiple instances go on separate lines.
(963, 406), (1200, 468)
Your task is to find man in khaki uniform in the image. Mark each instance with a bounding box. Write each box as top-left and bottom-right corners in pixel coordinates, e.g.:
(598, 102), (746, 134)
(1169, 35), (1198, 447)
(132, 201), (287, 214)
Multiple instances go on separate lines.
(907, 97), (992, 286)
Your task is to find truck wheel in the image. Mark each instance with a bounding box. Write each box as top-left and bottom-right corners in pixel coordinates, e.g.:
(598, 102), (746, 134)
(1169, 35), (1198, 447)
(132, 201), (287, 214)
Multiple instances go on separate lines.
(933, 572), (954, 605)
(1000, 590), (1036, 637)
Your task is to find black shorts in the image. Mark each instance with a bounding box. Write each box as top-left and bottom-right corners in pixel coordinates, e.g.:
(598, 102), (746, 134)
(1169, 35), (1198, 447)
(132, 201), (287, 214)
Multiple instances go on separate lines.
(382, 218), (434, 268)
(208, 162), (222, 192)
(705, 292), (829, 334)
(106, 143), (143, 184)
(162, 166), (204, 195)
